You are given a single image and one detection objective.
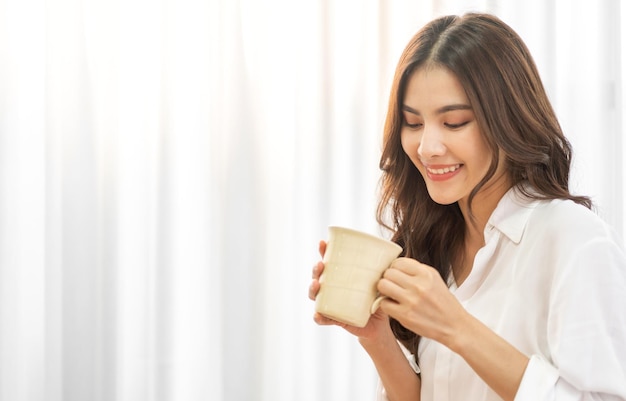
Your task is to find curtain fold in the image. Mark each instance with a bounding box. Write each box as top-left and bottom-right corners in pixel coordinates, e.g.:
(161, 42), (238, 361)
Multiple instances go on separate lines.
(0, 1), (623, 400)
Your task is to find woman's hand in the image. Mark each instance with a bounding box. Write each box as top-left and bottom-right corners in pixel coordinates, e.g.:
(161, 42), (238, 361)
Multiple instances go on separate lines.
(310, 244), (423, 401)
(309, 240), (394, 342)
(377, 257), (469, 347)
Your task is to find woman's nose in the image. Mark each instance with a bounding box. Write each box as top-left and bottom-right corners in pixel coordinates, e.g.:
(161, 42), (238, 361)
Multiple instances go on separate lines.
(417, 125), (446, 159)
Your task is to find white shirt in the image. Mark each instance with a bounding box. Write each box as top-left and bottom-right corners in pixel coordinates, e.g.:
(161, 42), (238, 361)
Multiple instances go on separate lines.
(377, 186), (626, 401)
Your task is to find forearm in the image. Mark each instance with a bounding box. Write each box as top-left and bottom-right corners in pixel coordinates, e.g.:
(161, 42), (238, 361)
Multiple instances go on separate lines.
(447, 313), (529, 401)
(360, 335), (421, 401)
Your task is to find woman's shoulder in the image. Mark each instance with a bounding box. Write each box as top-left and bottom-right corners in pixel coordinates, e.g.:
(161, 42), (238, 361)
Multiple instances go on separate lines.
(521, 197), (626, 284)
(532, 197), (602, 225)
(527, 196), (623, 247)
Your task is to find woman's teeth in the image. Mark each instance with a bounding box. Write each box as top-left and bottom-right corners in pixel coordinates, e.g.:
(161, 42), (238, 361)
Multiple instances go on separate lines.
(427, 164), (462, 175)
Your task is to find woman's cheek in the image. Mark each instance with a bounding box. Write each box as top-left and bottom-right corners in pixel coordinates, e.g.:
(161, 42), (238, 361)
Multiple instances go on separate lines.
(400, 134), (420, 165)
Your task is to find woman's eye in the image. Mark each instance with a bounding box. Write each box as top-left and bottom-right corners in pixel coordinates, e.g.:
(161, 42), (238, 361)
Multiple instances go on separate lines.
(404, 121), (423, 129)
(444, 121), (469, 129)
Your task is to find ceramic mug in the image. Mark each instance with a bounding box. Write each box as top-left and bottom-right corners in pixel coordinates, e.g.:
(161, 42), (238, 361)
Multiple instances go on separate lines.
(315, 226), (403, 327)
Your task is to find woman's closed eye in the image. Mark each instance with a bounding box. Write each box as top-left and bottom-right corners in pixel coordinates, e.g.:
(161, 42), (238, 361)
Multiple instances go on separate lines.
(444, 121), (470, 129)
(403, 120), (423, 129)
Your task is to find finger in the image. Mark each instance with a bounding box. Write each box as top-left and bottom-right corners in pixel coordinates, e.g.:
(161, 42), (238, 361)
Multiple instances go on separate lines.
(313, 312), (342, 326)
(312, 261), (324, 279)
(378, 297), (404, 321)
(313, 312), (359, 332)
(308, 280), (321, 300)
(381, 265), (419, 295)
(389, 257), (428, 276)
(382, 265), (411, 285)
(377, 274), (407, 301)
(318, 240), (327, 258)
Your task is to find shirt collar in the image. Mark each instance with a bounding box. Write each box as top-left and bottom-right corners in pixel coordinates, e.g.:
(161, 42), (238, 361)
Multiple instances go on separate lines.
(486, 184), (539, 244)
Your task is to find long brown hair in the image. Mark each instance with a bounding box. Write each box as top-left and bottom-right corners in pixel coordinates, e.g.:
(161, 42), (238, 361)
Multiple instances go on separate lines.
(376, 13), (592, 354)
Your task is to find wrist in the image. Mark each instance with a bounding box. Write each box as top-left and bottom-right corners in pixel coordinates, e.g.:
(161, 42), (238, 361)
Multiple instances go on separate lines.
(358, 326), (397, 352)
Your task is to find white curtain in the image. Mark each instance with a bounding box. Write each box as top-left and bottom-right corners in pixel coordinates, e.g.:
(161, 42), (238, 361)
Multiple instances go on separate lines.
(0, 0), (623, 400)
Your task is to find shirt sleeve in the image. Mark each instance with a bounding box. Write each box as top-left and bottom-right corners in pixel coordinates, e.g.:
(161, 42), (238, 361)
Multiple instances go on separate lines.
(515, 237), (626, 400)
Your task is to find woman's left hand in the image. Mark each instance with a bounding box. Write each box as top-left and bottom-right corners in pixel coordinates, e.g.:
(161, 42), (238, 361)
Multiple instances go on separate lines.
(377, 257), (470, 348)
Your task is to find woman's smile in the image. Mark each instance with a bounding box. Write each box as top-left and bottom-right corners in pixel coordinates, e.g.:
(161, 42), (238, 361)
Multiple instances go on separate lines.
(424, 163), (464, 181)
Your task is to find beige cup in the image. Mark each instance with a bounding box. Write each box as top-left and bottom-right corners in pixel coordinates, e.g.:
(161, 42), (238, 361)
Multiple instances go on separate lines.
(315, 226), (403, 327)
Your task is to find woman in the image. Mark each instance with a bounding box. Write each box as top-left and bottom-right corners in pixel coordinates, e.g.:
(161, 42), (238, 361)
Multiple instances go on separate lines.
(308, 13), (626, 401)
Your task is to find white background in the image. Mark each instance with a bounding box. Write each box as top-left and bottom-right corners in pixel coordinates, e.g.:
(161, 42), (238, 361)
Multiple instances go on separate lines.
(0, 0), (624, 400)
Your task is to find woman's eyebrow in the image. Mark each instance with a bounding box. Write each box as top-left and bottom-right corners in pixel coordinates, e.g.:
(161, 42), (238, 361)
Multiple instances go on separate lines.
(436, 104), (472, 114)
(402, 105), (420, 115)
(402, 103), (472, 115)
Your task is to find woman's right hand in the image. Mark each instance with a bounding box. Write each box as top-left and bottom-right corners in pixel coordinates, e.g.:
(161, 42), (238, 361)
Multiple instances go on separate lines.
(309, 240), (394, 343)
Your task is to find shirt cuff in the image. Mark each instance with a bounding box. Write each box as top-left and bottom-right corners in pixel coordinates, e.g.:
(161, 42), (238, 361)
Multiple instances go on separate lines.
(375, 341), (421, 401)
(396, 340), (420, 374)
(514, 354), (559, 401)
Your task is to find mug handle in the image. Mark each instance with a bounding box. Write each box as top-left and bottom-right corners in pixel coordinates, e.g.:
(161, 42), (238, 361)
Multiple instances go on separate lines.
(370, 295), (388, 314)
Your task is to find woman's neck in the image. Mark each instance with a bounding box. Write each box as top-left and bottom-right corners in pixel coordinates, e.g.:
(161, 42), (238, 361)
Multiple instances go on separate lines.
(458, 175), (512, 243)
(453, 175), (512, 284)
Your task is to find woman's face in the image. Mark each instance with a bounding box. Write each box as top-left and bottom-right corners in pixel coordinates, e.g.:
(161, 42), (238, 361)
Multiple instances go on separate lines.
(400, 66), (508, 207)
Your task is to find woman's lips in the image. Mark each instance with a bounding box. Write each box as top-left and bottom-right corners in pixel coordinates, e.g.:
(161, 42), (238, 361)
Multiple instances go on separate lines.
(424, 163), (463, 181)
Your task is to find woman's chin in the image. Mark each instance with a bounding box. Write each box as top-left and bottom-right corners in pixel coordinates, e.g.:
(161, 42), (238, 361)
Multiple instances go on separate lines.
(426, 190), (464, 206)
